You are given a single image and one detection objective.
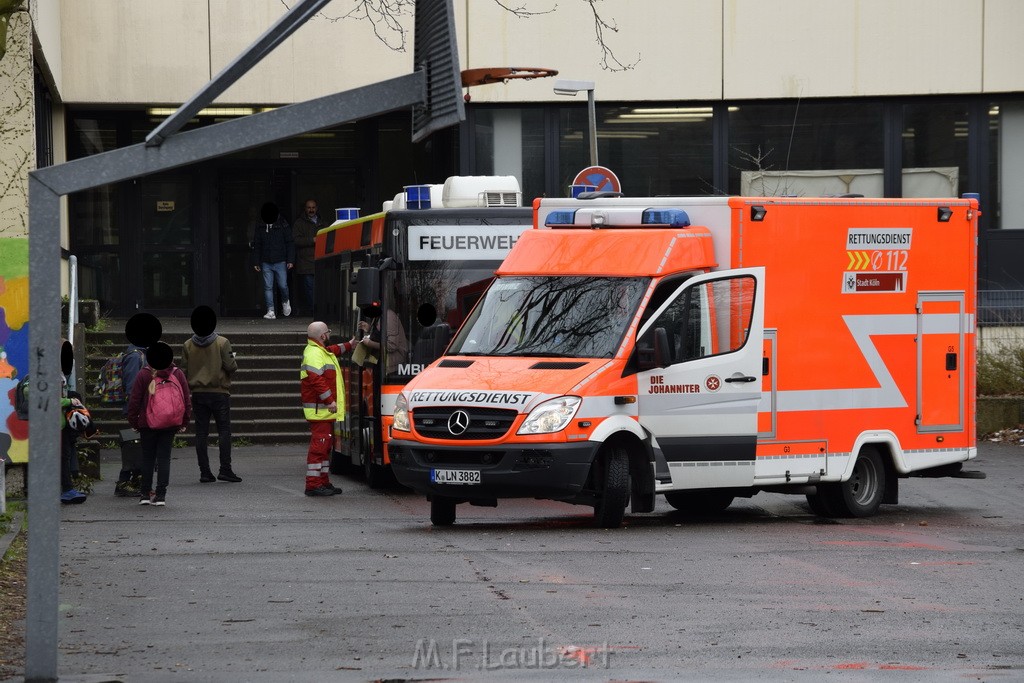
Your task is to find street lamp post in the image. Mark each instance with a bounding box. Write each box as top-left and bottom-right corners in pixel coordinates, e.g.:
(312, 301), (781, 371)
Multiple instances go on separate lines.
(553, 79), (597, 167)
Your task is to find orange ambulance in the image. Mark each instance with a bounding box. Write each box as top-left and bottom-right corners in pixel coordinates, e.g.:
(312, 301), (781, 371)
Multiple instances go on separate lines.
(388, 194), (980, 527)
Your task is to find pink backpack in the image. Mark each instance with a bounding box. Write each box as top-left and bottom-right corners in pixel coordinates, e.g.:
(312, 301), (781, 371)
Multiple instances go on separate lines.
(145, 369), (186, 430)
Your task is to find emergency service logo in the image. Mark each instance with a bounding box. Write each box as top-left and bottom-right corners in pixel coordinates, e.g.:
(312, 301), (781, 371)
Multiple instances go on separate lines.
(704, 375), (722, 392)
(408, 390), (535, 410)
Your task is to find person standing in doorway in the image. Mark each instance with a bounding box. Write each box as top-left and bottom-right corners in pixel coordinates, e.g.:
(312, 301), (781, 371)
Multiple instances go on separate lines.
(183, 305), (241, 484)
(300, 321), (360, 496)
(292, 199), (320, 317)
(252, 201), (295, 320)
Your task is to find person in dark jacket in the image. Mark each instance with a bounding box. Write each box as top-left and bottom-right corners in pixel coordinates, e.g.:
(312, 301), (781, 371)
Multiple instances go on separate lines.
(113, 312), (160, 497)
(292, 199), (320, 316)
(182, 305), (240, 483)
(252, 201), (295, 320)
(127, 342), (192, 506)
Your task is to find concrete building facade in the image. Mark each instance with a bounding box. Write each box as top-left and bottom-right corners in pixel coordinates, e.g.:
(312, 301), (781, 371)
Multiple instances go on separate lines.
(1, 0), (1023, 463)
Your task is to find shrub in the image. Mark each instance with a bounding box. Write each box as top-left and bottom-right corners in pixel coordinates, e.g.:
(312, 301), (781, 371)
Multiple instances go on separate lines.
(977, 343), (1024, 396)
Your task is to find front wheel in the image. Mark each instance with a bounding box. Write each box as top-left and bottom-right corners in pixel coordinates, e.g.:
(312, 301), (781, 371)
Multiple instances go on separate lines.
(430, 496), (457, 526)
(592, 445), (629, 529)
(819, 447), (886, 518)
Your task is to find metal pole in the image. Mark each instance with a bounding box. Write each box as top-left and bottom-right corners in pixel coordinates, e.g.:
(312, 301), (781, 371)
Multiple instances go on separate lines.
(587, 88), (598, 167)
(67, 255), (77, 391)
(25, 176), (63, 683)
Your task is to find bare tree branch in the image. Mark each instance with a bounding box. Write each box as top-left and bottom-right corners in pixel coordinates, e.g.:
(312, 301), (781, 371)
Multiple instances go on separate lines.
(280, 0), (637, 71)
(583, 0), (639, 72)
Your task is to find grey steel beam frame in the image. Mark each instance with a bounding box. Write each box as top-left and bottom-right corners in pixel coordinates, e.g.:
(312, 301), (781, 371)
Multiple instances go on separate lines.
(25, 72), (424, 683)
(146, 0), (332, 147)
(24, 0), (452, 677)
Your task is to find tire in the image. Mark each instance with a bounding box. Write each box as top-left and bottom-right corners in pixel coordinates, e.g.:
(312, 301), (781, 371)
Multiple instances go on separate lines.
(805, 490), (840, 517)
(592, 445), (630, 529)
(430, 496), (457, 526)
(664, 490), (735, 514)
(364, 452), (386, 489)
(822, 447), (886, 518)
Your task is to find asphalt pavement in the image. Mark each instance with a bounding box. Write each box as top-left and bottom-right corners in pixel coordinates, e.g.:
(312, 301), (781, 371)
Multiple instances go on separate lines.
(9, 441), (1024, 682)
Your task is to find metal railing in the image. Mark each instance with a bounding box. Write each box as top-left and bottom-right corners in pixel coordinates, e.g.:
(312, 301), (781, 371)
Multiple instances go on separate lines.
(978, 290), (1024, 326)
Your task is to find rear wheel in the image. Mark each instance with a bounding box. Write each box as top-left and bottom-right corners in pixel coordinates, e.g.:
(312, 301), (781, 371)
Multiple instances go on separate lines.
(364, 452), (386, 489)
(664, 490), (735, 514)
(819, 447), (886, 518)
(592, 445), (629, 529)
(430, 496), (457, 526)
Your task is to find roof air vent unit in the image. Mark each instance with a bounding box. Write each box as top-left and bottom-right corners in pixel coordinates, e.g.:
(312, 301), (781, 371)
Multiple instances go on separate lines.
(442, 175), (522, 208)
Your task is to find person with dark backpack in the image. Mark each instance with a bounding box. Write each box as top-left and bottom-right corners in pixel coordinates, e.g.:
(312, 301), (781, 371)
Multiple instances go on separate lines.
(112, 313), (160, 497)
(127, 341), (191, 507)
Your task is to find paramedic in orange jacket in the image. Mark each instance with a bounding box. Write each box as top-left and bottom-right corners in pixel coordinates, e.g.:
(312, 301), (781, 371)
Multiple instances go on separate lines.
(300, 321), (359, 496)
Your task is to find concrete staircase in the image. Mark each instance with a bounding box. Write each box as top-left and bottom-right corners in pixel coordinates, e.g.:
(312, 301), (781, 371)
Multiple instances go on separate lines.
(84, 323), (310, 447)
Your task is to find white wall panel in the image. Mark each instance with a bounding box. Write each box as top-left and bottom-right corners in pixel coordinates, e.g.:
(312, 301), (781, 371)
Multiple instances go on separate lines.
(55, 0), (1020, 106)
(724, 0), (983, 100)
(983, 0), (1024, 93)
(461, 0), (722, 103)
(61, 0), (210, 103)
(31, 0), (63, 94)
(211, 0), (411, 104)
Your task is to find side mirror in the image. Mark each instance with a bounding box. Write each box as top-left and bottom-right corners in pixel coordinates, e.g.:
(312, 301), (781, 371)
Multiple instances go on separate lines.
(636, 327), (671, 371)
(356, 267), (380, 312)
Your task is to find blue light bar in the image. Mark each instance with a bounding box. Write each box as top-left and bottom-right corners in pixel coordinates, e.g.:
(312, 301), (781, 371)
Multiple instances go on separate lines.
(545, 210), (577, 226)
(642, 209), (691, 227)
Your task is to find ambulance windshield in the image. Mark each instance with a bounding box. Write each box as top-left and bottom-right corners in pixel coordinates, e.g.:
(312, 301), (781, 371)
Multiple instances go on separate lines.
(449, 276), (648, 358)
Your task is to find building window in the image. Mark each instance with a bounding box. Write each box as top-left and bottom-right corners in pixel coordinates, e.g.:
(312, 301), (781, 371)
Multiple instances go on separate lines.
(470, 107), (546, 203)
(901, 101), (969, 198)
(728, 101), (884, 196)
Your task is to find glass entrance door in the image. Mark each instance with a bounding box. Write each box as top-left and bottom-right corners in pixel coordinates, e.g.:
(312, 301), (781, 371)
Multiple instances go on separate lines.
(218, 168), (358, 316)
(138, 174), (197, 311)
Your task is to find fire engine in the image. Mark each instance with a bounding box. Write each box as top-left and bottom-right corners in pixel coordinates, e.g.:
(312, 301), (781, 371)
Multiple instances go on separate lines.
(315, 176), (532, 486)
(388, 193), (982, 527)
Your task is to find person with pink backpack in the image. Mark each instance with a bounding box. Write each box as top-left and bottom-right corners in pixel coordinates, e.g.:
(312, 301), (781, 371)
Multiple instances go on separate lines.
(127, 341), (192, 506)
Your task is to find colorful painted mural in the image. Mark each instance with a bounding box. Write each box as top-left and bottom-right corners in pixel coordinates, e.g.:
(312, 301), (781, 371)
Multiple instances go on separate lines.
(0, 237), (29, 464)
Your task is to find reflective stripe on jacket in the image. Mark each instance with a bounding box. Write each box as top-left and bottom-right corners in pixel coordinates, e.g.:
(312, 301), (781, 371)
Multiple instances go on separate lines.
(300, 339), (344, 421)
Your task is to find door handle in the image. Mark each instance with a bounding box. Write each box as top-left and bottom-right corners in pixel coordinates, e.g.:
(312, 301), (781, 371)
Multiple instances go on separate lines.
(724, 375), (757, 383)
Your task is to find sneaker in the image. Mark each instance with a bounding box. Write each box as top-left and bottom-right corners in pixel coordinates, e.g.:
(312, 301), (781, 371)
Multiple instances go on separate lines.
(218, 471), (242, 483)
(114, 480), (139, 497)
(139, 496), (151, 506)
(152, 495), (166, 506)
(60, 489), (87, 504)
(282, 300), (292, 317)
(304, 486), (334, 497)
(263, 309), (276, 320)
(327, 483), (343, 495)
(199, 471), (216, 483)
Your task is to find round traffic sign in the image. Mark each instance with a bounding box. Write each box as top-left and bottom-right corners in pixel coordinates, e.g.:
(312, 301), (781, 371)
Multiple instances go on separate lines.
(573, 166), (621, 194)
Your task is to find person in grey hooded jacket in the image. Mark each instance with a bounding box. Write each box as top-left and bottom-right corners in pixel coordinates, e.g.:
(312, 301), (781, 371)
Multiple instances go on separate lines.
(182, 305), (241, 483)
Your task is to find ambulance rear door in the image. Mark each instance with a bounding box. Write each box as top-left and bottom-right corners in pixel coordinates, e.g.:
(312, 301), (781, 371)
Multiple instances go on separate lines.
(636, 267), (765, 491)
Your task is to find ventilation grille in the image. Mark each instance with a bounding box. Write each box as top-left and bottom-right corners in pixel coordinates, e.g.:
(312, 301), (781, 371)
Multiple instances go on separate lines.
(438, 359), (474, 368)
(482, 191), (522, 208)
(530, 361), (587, 370)
(413, 406), (518, 440)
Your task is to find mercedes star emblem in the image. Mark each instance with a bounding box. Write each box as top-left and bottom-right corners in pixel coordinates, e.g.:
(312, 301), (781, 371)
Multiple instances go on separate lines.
(447, 409), (470, 436)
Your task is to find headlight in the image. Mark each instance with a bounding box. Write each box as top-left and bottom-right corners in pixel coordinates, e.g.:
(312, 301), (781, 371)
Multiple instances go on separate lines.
(517, 396), (582, 435)
(393, 393), (410, 432)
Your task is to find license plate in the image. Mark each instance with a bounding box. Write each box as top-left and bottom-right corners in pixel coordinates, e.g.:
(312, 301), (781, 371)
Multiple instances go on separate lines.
(431, 468), (481, 485)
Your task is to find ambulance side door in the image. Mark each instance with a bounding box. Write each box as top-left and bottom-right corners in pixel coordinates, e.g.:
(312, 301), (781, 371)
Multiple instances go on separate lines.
(635, 267), (765, 490)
